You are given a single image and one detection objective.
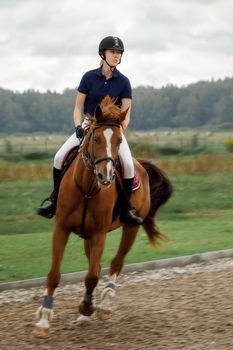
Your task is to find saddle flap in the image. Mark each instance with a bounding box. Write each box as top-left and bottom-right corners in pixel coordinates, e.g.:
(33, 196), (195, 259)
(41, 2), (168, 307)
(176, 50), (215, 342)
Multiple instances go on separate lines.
(62, 146), (80, 173)
(115, 169), (140, 192)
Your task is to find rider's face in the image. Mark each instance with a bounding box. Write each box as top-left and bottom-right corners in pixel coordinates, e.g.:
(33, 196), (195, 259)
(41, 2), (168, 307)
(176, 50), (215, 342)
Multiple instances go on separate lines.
(104, 49), (122, 67)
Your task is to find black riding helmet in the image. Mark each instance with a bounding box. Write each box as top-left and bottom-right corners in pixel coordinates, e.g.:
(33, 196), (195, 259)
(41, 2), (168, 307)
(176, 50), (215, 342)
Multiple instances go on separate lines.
(98, 36), (125, 56)
(99, 36), (124, 69)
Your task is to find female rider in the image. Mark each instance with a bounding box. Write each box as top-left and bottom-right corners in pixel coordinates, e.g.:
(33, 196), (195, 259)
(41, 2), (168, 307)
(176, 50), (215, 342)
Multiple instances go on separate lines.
(37, 36), (142, 226)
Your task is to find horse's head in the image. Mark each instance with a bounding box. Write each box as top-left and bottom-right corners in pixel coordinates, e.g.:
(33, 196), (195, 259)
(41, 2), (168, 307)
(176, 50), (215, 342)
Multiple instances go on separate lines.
(82, 96), (128, 187)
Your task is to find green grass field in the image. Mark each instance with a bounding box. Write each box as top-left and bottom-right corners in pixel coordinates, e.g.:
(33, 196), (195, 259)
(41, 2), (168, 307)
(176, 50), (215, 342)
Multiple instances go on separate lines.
(0, 212), (233, 283)
(0, 173), (233, 283)
(0, 131), (233, 283)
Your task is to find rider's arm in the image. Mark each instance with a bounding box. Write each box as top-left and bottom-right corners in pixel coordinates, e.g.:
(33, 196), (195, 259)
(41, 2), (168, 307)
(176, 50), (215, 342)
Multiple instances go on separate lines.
(73, 92), (87, 127)
(121, 98), (132, 130)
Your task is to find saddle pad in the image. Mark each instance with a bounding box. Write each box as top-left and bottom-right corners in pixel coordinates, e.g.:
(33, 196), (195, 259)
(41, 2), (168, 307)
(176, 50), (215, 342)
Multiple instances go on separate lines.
(115, 170), (140, 192)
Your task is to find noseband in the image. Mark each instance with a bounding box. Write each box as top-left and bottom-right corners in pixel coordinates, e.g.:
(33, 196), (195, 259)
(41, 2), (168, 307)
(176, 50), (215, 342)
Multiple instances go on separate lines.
(81, 121), (120, 171)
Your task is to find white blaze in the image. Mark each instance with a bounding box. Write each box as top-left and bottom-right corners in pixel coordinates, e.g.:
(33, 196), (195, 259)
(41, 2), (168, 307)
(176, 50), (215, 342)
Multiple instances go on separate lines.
(103, 128), (113, 180)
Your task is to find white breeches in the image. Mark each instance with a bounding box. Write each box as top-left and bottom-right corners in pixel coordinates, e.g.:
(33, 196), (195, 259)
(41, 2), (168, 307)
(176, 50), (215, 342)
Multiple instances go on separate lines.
(54, 133), (80, 169)
(118, 134), (134, 179)
(54, 132), (134, 179)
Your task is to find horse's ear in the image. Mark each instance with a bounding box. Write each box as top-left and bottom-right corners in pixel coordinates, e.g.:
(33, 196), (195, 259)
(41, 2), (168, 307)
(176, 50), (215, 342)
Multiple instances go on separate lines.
(95, 105), (102, 119)
(120, 107), (129, 123)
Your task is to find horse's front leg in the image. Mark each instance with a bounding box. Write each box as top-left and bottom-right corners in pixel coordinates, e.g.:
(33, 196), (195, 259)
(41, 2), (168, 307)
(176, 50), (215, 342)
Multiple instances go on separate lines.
(33, 226), (70, 336)
(97, 225), (139, 320)
(78, 232), (106, 324)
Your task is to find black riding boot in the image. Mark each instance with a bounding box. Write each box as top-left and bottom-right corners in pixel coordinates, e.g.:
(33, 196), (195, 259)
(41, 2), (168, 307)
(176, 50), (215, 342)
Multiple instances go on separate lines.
(37, 168), (62, 219)
(120, 178), (143, 226)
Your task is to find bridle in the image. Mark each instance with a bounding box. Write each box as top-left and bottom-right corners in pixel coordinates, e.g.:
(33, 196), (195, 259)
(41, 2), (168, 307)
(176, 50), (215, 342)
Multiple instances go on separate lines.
(81, 121), (121, 173)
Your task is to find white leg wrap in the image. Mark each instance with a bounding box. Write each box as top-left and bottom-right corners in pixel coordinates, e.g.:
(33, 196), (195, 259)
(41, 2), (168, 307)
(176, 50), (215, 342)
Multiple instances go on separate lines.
(99, 288), (116, 311)
(35, 306), (53, 329)
(99, 274), (117, 311)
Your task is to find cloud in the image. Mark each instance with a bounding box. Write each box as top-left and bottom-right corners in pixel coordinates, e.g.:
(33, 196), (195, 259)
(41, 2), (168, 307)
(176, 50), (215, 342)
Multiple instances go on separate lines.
(0, 0), (233, 91)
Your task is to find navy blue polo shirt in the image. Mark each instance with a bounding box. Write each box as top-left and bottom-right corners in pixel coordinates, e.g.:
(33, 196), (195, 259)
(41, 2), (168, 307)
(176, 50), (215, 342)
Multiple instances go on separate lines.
(77, 67), (132, 116)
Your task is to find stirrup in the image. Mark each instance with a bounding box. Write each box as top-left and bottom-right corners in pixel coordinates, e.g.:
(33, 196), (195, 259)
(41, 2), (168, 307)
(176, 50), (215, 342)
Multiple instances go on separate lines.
(126, 210), (143, 226)
(39, 196), (52, 206)
(120, 208), (143, 227)
(37, 197), (55, 219)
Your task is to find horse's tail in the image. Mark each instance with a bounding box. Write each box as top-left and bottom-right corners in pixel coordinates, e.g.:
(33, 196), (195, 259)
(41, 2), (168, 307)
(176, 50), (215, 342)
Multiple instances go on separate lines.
(138, 159), (173, 246)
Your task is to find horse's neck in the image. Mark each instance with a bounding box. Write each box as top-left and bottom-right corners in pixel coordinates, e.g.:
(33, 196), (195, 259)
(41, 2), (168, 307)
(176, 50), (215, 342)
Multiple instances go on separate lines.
(74, 154), (97, 193)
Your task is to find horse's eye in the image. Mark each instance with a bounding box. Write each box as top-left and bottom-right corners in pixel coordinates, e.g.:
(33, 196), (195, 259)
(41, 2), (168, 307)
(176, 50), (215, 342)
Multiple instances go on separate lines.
(118, 137), (122, 145)
(94, 136), (99, 143)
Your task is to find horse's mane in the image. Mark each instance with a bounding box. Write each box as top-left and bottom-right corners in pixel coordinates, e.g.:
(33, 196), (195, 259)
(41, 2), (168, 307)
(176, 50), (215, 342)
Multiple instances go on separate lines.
(94, 96), (122, 124)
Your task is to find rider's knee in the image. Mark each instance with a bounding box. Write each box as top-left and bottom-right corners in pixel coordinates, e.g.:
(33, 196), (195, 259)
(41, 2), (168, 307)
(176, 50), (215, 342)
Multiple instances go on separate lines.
(122, 159), (134, 178)
(53, 150), (63, 170)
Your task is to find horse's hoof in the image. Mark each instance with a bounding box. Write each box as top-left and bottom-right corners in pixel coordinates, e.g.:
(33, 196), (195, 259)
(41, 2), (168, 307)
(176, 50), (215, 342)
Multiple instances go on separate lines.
(77, 315), (91, 326)
(96, 308), (112, 321)
(78, 301), (95, 316)
(32, 326), (49, 337)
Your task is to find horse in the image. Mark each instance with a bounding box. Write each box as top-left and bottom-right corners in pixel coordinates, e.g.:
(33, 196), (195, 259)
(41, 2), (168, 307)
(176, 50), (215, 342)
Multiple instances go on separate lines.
(33, 96), (173, 336)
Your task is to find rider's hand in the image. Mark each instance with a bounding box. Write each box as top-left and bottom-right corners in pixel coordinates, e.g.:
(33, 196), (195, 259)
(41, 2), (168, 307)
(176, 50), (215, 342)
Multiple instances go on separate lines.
(75, 125), (84, 139)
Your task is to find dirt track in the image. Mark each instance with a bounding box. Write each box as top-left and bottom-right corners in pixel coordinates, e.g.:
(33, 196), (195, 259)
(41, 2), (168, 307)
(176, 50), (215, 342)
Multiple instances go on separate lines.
(1, 258), (233, 350)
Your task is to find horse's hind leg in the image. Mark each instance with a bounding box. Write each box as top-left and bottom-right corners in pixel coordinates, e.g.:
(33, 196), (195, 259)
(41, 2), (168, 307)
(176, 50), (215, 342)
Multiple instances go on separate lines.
(97, 225), (139, 320)
(33, 226), (70, 336)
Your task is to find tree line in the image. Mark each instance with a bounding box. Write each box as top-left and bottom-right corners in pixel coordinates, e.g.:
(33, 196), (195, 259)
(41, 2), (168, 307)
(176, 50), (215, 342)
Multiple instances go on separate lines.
(1, 77), (233, 134)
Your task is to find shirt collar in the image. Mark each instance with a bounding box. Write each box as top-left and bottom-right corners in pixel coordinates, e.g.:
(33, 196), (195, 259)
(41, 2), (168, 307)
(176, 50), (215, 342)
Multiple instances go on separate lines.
(96, 66), (119, 78)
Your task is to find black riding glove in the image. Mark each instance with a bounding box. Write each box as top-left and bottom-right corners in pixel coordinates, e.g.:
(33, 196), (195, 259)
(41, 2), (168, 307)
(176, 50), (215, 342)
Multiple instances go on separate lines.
(75, 125), (84, 139)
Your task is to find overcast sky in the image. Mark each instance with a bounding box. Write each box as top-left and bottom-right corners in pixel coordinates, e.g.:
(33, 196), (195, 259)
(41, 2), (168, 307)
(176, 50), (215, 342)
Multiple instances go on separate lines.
(1, 0), (233, 92)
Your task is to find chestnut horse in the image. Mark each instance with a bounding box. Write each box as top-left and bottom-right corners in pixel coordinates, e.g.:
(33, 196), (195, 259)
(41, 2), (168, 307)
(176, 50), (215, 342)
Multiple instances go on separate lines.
(34, 96), (172, 336)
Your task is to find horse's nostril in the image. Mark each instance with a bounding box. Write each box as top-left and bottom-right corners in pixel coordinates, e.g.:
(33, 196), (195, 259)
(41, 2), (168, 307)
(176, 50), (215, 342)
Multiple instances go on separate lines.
(97, 172), (104, 182)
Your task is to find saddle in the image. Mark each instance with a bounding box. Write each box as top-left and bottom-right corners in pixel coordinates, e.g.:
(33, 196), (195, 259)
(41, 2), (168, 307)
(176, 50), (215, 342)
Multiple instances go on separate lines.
(62, 146), (80, 174)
